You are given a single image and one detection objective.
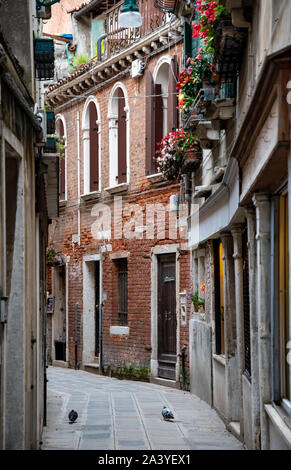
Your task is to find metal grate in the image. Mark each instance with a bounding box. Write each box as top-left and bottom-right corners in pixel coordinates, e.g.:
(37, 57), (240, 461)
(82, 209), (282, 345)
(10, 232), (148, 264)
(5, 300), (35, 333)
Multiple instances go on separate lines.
(242, 225), (251, 378)
(117, 258), (128, 326)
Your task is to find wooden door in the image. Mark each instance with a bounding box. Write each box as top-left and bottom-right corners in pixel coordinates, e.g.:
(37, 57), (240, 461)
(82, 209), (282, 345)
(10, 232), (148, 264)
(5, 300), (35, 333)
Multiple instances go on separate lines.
(158, 254), (177, 380)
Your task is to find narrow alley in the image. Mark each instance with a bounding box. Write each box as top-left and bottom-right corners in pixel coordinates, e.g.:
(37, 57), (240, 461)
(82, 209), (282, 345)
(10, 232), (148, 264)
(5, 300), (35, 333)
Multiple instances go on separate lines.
(41, 367), (244, 451)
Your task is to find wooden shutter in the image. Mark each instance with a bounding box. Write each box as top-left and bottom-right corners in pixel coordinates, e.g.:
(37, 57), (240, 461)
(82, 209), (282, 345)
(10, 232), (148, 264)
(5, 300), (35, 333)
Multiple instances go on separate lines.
(167, 56), (178, 133)
(154, 83), (164, 144)
(145, 70), (155, 175)
(89, 102), (99, 192)
(59, 120), (66, 200)
(117, 88), (127, 184)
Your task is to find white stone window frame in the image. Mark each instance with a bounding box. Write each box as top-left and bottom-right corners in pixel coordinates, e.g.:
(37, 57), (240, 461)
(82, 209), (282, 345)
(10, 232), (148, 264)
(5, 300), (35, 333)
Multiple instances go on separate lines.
(81, 95), (102, 196)
(107, 82), (130, 189)
(153, 55), (172, 138)
(150, 244), (180, 382)
(55, 113), (68, 202)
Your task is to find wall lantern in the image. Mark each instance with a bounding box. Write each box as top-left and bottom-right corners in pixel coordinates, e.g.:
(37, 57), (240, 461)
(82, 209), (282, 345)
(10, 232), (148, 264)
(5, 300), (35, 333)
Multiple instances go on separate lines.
(119, 0), (142, 28)
(36, 0), (60, 10)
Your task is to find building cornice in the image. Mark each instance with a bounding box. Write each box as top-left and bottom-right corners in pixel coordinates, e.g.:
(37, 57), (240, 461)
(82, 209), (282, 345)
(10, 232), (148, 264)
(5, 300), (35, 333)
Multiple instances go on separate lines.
(45, 18), (183, 109)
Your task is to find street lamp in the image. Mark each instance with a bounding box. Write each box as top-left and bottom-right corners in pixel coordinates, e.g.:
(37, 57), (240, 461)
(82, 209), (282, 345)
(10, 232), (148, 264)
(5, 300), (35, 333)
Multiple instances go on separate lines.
(118, 0), (142, 28)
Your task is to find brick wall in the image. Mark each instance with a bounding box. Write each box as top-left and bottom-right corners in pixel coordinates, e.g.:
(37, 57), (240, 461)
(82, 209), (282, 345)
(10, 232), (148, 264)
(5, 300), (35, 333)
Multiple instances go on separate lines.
(48, 42), (192, 375)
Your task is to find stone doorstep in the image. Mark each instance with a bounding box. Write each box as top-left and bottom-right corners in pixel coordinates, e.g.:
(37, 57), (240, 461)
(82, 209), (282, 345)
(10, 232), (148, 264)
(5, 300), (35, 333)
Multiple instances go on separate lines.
(52, 360), (69, 368)
(82, 363), (101, 375)
(228, 421), (241, 441)
(150, 376), (180, 390)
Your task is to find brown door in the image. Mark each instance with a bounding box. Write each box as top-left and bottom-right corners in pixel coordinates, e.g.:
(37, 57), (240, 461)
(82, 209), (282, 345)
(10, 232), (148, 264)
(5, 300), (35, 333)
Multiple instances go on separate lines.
(158, 254), (177, 380)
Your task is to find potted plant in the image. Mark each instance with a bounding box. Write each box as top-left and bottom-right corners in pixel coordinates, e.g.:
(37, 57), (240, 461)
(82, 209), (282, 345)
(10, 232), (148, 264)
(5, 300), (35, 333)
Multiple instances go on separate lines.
(190, 282), (205, 312)
(192, 0), (230, 54)
(177, 48), (217, 115)
(155, 129), (201, 181)
(46, 249), (64, 267)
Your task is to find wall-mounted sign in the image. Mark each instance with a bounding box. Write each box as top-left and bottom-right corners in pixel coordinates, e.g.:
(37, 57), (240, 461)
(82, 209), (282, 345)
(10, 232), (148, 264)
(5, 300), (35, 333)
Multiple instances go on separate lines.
(47, 296), (54, 314)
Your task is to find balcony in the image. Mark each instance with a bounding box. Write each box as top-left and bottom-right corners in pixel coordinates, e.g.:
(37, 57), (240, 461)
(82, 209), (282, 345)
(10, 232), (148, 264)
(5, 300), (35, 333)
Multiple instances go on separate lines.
(103, 0), (172, 59)
(46, 0), (183, 106)
(183, 81), (236, 148)
(213, 20), (247, 81)
(34, 38), (54, 80)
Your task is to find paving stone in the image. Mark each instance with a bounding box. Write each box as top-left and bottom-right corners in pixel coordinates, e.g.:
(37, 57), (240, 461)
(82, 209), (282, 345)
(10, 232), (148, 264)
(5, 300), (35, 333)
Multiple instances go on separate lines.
(41, 366), (245, 451)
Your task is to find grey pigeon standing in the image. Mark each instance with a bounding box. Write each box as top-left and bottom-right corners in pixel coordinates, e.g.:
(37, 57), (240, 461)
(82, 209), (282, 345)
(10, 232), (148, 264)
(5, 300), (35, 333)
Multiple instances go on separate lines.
(162, 406), (174, 421)
(68, 409), (78, 423)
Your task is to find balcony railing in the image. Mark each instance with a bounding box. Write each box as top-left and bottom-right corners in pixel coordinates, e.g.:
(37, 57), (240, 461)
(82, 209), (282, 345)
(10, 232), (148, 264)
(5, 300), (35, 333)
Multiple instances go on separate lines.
(104, 0), (171, 58)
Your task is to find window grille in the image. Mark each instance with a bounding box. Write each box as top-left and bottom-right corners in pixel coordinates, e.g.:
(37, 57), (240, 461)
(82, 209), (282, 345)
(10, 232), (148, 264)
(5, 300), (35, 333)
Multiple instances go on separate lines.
(117, 259), (128, 326)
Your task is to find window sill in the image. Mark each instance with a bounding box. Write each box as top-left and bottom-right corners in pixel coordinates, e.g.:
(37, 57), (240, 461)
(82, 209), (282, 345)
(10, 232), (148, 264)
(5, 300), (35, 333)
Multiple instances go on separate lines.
(80, 191), (101, 201)
(105, 183), (129, 194)
(213, 354), (226, 367)
(110, 326), (129, 336)
(146, 172), (163, 183)
(59, 199), (67, 208)
(265, 404), (291, 448)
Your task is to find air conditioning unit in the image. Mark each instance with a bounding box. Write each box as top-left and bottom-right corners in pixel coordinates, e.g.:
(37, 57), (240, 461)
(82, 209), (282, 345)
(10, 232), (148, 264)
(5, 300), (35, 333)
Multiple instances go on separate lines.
(131, 59), (144, 78)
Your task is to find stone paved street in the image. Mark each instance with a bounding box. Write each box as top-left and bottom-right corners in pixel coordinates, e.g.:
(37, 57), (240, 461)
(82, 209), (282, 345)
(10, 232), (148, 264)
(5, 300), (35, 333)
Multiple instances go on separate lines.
(41, 366), (244, 451)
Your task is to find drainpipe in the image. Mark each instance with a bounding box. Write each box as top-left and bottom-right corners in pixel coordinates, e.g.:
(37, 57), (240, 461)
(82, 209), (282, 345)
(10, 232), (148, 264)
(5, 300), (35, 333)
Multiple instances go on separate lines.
(66, 43), (71, 69)
(77, 112), (81, 245)
(99, 245), (104, 374)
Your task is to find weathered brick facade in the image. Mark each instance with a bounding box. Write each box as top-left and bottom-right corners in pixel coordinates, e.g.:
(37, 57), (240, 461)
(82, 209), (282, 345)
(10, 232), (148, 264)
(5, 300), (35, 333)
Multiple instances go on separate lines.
(47, 36), (193, 384)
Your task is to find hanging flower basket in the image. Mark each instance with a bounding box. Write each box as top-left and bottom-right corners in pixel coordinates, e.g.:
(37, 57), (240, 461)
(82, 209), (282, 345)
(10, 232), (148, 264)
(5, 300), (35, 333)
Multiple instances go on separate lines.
(155, 129), (201, 181)
(182, 149), (203, 174)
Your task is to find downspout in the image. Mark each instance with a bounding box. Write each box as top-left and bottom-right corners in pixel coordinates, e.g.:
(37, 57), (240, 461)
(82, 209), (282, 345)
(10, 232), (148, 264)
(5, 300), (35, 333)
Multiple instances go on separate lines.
(77, 112), (81, 245)
(66, 43), (71, 69)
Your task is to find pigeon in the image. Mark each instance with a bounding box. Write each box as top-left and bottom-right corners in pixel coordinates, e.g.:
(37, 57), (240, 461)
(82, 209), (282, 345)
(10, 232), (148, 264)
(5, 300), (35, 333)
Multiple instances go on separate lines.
(162, 406), (174, 421)
(68, 410), (78, 423)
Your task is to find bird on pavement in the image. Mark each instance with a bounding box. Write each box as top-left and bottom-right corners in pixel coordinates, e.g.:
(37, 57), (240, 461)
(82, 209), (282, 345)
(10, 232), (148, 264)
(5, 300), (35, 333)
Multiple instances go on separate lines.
(162, 406), (174, 421)
(68, 410), (78, 423)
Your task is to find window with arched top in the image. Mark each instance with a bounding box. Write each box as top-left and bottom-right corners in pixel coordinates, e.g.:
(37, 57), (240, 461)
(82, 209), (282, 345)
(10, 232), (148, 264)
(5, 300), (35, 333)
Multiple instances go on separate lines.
(145, 56), (179, 175)
(82, 97), (101, 194)
(56, 115), (67, 201)
(108, 84), (129, 188)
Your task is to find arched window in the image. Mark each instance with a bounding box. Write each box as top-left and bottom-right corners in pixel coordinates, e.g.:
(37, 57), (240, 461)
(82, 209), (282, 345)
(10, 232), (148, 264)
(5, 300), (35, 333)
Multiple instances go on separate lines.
(56, 115), (67, 201)
(82, 97), (101, 194)
(145, 56), (178, 175)
(108, 84), (129, 188)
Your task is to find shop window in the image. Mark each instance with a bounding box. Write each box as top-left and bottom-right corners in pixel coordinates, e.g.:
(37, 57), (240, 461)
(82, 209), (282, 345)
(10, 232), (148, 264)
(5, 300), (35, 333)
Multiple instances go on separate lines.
(242, 224), (251, 378)
(279, 192), (290, 403)
(214, 240), (225, 355)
